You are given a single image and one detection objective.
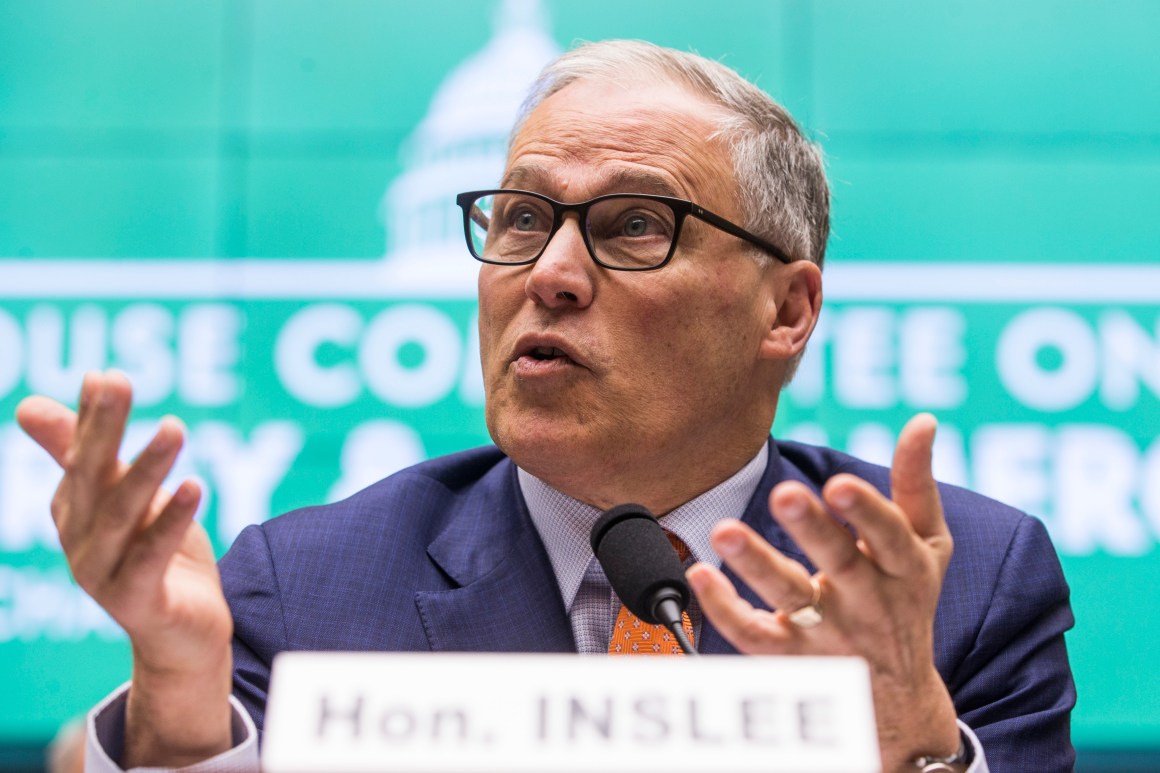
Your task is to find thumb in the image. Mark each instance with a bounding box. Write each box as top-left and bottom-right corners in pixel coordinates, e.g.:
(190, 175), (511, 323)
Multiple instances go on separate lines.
(15, 396), (78, 467)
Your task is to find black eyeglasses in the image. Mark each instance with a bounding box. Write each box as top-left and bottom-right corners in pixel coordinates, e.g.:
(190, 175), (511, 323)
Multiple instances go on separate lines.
(455, 189), (792, 271)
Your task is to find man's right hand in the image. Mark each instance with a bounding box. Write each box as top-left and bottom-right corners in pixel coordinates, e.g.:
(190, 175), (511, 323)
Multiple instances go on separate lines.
(16, 371), (235, 768)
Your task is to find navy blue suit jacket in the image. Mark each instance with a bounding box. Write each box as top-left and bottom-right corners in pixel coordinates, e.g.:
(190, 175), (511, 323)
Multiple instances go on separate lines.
(220, 440), (1075, 771)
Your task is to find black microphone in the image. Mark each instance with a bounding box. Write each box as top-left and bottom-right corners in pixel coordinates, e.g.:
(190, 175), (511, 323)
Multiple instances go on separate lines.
(590, 503), (696, 655)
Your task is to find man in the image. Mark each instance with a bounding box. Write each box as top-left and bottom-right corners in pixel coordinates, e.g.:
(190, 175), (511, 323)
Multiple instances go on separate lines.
(17, 40), (1074, 772)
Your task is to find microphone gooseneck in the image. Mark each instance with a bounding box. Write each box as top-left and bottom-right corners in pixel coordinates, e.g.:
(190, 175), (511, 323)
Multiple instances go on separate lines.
(590, 503), (697, 655)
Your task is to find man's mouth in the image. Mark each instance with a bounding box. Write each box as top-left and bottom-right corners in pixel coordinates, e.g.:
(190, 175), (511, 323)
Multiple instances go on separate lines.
(529, 346), (569, 361)
(512, 337), (587, 375)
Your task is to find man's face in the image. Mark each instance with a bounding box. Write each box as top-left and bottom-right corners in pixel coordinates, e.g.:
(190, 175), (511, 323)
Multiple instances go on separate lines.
(478, 79), (785, 509)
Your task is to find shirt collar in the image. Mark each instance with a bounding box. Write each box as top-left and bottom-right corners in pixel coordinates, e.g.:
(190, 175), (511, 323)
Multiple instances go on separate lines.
(518, 443), (769, 612)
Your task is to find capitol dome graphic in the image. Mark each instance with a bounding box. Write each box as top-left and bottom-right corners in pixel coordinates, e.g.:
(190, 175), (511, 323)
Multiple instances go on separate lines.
(379, 0), (560, 295)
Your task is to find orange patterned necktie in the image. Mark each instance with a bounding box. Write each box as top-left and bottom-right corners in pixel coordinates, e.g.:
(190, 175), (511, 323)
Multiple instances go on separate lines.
(607, 532), (695, 656)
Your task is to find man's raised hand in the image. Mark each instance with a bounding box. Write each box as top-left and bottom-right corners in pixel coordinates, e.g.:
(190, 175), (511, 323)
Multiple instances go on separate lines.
(16, 371), (235, 767)
(688, 414), (962, 773)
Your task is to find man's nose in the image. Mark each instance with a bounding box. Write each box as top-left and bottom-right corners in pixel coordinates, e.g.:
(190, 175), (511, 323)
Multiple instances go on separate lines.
(524, 215), (596, 309)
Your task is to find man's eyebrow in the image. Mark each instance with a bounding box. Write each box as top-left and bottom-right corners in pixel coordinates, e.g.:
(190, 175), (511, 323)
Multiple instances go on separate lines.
(500, 165), (684, 199)
(501, 164), (549, 190)
(598, 168), (682, 197)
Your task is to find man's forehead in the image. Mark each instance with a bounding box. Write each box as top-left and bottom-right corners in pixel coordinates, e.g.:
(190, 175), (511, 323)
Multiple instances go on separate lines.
(501, 79), (731, 203)
(501, 164), (684, 199)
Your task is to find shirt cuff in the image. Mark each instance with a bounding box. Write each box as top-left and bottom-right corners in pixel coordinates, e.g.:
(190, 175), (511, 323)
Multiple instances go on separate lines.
(85, 682), (259, 773)
(959, 719), (989, 773)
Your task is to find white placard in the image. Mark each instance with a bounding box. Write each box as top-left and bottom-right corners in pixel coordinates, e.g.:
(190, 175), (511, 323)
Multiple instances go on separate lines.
(263, 653), (880, 773)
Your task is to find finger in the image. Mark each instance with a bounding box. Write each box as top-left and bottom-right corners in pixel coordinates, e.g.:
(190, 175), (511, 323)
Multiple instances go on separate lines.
(112, 417), (187, 526)
(823, 474), (926, 578)
(15, 395), (78, 466)
(687, 563), (793, 654)
(75, 418), (188, 571)
(118, 479), (202, 592)
(67, 371), (99, 450)
(769, 481), (868, 582)
(68, 371), (133, 491)
(710, 519), (816, 612)
(891, 413), (947, 540)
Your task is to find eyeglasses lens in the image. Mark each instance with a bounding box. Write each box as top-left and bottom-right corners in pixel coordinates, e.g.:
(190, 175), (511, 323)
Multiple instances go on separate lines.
(467, 193), (676, 269)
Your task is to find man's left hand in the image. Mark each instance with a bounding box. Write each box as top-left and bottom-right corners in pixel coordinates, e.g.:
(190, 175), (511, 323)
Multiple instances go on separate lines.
(688, 413), (962, 773)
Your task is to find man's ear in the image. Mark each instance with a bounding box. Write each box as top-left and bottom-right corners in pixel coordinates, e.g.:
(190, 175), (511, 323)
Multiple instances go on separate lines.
(758, 261), (822, 361)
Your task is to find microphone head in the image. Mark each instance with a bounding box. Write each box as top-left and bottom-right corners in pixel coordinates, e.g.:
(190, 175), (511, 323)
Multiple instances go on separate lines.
(590, 503), (690, 624)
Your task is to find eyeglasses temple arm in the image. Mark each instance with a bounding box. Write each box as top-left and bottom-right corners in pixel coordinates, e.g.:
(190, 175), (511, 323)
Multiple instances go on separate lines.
(691, 205), (793, 265)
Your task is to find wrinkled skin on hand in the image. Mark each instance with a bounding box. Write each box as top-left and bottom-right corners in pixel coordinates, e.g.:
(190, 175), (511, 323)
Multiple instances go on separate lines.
(17, 371), (234, 767)
(688, 414), (963, 772)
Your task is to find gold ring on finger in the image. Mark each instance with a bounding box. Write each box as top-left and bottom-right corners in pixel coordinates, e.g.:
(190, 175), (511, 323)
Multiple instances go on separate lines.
(786, 575), (823, 629)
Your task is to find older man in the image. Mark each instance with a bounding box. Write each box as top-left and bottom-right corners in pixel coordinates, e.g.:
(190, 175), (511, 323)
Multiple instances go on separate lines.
(17, 40), (1074, 773)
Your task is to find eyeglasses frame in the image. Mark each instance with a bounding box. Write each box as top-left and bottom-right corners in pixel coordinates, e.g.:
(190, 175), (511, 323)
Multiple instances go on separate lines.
(455, 188), (792, 271)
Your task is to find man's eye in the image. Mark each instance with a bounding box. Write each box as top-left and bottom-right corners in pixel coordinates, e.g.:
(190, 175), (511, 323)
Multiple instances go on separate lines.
(623, 216), (650, 237)
(614, 211), (669, 238)
(513, 210), (540, 231)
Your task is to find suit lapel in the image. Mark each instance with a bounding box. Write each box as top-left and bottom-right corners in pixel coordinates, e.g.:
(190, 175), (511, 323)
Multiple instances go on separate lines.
(698, 440), (818, 655)
(414, 442), (824, 656)
(415, 461), (576, 653)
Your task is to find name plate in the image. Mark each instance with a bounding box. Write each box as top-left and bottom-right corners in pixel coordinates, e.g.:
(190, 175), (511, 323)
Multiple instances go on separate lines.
(263, 653), (879, 773)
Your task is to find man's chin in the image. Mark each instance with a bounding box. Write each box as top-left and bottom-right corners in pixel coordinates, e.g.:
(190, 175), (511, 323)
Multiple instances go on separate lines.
(491, 423), (600, 476)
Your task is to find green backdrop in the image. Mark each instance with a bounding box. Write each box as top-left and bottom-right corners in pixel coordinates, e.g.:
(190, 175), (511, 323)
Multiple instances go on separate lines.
(2, 1), (1157, 769)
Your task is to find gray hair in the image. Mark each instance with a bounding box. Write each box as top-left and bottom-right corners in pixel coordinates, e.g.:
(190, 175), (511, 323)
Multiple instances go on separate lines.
(513, 39), (830, 268)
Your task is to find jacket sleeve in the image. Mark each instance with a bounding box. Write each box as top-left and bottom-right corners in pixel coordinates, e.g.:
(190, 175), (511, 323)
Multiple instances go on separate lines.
(948, 514), (1076, 772)
(219, 522), (292, 737)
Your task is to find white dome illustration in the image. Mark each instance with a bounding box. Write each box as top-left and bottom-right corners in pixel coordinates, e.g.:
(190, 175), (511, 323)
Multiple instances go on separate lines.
(380, 0), (560, 295)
